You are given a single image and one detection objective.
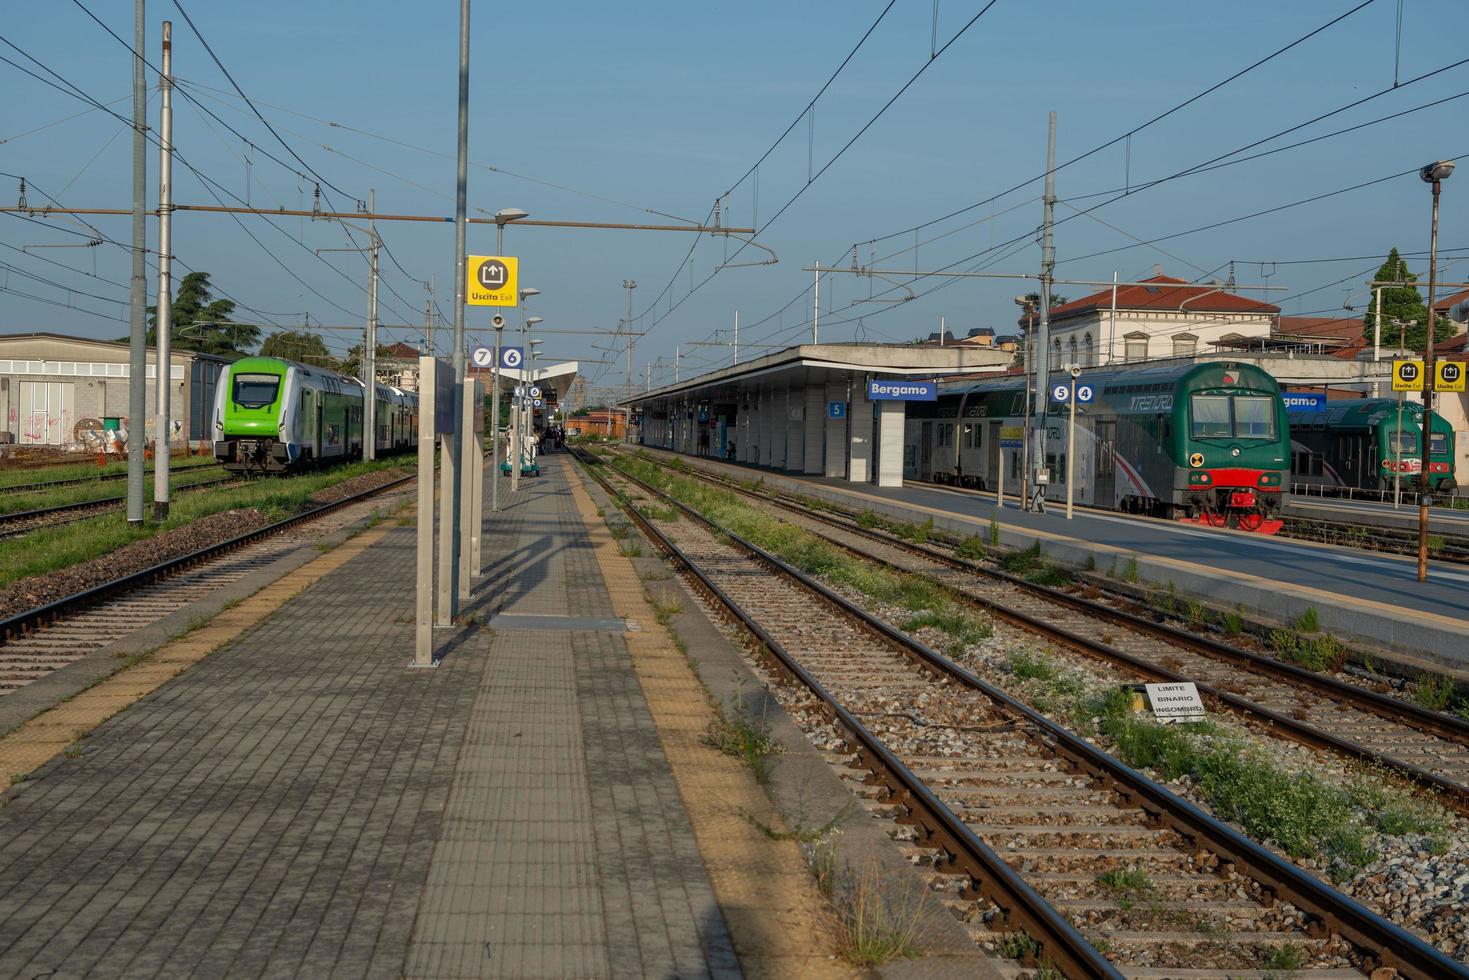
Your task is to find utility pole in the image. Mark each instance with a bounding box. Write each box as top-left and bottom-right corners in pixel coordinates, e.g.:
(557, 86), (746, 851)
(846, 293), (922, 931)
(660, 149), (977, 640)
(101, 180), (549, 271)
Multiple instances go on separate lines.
(733, 309), (739, 365)
(674, 347), (680, 383)
(152, 19), (173, 520)
(442, 0), (471, 624)
(813, 261), (820, 344)
(424, 274), (435, 355)
(622, 279), (637, 392)
(366, 188), (379, 461)
(1030, 111), (1057, 512)
(127, 0), (146, 526)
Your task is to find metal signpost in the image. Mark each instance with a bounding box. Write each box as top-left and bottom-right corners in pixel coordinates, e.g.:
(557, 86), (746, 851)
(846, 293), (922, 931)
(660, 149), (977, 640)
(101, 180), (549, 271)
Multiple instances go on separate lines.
(1051, 367), (1092, 520)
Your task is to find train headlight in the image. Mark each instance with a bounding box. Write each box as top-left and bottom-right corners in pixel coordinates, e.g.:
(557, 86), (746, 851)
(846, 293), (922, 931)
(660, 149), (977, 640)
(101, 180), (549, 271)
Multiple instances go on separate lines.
(1189, 471), (1211, 485)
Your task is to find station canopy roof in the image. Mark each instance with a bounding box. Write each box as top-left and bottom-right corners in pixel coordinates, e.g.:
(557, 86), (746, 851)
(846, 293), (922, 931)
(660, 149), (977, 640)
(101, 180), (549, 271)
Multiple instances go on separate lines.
(468, 360), (579, 403)
(621, 342), (1012, 407)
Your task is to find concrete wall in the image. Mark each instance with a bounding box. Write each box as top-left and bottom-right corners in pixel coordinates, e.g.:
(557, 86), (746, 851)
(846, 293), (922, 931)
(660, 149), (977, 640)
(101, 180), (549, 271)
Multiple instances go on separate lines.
(771, 385), (788, 469)
(784, 386), (804, 471)
(803, 386), (824, 474)
(824, 380), (847, 478)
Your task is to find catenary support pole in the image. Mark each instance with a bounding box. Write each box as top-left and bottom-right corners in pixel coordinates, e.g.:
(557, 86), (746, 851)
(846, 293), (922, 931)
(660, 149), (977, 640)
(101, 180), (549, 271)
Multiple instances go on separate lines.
(152, 19), (172, 521)
(813, 261), (820, 344)
(1418, 175), (1444, 582)
(444, 0), (471, 620)
(1032, 111), (1057, 512)
(127, 0), (146, 525)
(366, 188), (379, 461)
(1066, 373), (1077, 520)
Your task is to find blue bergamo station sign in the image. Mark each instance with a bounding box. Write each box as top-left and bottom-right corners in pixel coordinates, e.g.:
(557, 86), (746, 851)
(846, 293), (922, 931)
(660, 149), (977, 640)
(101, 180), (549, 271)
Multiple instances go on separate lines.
(867, 379), (937, 401)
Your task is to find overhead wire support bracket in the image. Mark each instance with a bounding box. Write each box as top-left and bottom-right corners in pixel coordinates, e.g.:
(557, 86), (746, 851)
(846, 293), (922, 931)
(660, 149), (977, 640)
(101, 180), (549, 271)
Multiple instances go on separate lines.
(715, 235), (779, 271)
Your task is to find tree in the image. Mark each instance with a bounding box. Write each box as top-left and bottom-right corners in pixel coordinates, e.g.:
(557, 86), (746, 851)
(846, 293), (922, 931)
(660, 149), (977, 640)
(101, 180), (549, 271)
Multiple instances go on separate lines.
(259, 329), (335, 368)
(1364, 248), (1455, 352)
(134, 271), (259, 355)
(1022, 291), (1069, 309)
(340, 342), (398, 380)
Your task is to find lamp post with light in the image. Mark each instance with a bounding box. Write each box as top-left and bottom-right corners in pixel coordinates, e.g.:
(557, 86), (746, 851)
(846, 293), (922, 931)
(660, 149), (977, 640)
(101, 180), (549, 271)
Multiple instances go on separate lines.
(1417, 159), (1454, 582)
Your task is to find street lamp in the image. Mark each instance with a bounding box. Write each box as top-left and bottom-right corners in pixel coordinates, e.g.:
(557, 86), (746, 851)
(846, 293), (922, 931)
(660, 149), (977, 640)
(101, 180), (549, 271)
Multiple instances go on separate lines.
(494, 207), (529, 254)
(1416, 159), (1453, 582)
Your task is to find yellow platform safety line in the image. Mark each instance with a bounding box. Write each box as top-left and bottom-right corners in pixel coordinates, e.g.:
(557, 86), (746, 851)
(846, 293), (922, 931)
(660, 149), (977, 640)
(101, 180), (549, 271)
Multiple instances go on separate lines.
(646, 448), (1468, 636)
(0, 520), (400, 787)
(567, 467), (858, 979)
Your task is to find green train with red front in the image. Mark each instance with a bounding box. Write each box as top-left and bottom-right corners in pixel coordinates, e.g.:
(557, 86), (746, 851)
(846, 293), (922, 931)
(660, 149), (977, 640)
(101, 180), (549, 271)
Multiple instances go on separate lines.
(1287, 398), (1455, 494)
(211, 356), (417, 473)
(906, 361), (1290, 531)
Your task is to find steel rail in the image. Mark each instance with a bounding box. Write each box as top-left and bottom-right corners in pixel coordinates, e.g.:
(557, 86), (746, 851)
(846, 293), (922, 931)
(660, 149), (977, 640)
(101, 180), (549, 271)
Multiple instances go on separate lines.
(588, 448), (1469, 980)
(643, 449), (1469, 746)
(0, 473), (414, 645)
(641, 455), (1469, 812)
(572, 449), (1120, 979)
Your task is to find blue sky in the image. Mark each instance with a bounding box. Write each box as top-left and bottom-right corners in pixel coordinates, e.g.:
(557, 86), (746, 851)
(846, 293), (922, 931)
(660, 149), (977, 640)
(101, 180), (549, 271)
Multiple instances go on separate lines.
(3, 0), (1467, 394)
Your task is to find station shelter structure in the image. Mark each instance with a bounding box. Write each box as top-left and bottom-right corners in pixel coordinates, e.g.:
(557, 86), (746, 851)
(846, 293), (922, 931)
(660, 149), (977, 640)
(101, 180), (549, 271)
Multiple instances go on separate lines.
(622, 343), (1012, 487)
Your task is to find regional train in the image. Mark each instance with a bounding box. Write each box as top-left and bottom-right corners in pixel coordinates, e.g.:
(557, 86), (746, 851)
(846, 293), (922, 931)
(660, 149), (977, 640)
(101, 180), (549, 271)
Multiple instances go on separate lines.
(1287, 398), (1456, 495)
(907, 361), (1289, 531)
(211, 356), (418, 474)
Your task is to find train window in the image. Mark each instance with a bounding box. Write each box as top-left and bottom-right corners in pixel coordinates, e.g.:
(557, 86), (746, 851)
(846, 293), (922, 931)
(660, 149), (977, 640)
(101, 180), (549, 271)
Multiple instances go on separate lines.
(1232, 396), (1276, 439)
(232, 373), (279, 408)
(1190, 395), (1231, 438)
(1391, 431), (1417, 454)
(1431, 433), (1448, 454)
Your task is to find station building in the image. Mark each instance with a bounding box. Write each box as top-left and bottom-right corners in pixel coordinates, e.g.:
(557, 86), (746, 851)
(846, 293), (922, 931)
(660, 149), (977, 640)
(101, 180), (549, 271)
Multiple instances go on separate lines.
(622, 342), (1012, 487)
(0, 332), (231, 449)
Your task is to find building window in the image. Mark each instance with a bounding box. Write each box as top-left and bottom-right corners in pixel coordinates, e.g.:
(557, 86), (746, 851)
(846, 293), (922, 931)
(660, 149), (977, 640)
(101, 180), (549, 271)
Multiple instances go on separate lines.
(1067, 335), (1078, 366)
(1124, 332), (1148, 363)
(1051, 338), (1062, 372)
(1172, 332), (1198, 358)
(1082, 332), (1095, 366)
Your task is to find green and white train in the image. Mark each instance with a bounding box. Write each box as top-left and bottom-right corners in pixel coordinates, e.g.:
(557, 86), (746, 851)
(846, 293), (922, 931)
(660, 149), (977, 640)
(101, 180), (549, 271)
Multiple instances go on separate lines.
(906, 361), (1290, 532)
(211, 356), (417, 474)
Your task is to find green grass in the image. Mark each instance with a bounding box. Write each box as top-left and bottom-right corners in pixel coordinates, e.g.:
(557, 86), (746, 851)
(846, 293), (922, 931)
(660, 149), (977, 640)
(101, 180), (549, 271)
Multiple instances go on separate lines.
(1412, 673), (1455, 712)
(1095, 867), (1155, 909)
(0, 458), (405, 591)
(0, 465), (227, 515)
(704, 694), (779, 783)
(955, 534), (987, 560)
(0, 454), (218, 491)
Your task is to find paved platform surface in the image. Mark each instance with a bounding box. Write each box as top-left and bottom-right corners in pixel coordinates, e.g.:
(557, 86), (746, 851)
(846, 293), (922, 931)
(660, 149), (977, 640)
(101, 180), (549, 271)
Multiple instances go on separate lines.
(631, 446), (1469, 668)
(0, 456), (736, 979)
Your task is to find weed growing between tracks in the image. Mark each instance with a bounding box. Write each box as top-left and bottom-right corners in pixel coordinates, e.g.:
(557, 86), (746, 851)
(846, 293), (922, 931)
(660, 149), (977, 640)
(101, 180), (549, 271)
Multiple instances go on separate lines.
(0, 466), (227, 516)
(0, 458), (405, 590)
(704, 693), (780, 784)
(0, 454), (218, 491)
(614, 454), (992, 656)
(1003, 652), (1454, 882)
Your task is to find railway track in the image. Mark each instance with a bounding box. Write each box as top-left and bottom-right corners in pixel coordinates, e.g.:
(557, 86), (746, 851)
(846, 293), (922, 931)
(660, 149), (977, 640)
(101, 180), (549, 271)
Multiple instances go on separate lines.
(0, 474), (241, 540)
(0, 462), (224, 497)
(577, 448), (1466, 980)
(616, 447), (1469, 815)
(0, 473), (416, 697)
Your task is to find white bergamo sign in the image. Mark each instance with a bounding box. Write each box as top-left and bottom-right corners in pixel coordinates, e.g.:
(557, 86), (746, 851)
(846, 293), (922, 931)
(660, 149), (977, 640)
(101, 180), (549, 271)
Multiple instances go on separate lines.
(1144, 682), (1206, 724)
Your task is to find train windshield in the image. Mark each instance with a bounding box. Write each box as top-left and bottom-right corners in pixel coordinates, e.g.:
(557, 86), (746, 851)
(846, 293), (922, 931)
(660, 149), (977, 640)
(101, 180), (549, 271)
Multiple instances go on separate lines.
(1190, 394), (1277, 440)
(1431, 432), (1449, 455)
(232, 373), (280, 409)
(1390, 431), (1418, 455)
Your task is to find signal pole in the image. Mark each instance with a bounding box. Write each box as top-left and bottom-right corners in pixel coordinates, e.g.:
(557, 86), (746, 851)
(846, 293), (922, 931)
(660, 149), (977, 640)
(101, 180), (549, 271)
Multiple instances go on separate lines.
(442, 0), (471, 623)
(622, 279), (637, 394)
(152, 19), (173, 520)
(1417, 160), (1454, 582)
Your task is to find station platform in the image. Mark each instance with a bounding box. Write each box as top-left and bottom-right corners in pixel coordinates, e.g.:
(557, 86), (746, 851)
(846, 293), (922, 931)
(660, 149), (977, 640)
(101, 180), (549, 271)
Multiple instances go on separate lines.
(0, 457), (783, 978)
(630, 446), (1469, 674)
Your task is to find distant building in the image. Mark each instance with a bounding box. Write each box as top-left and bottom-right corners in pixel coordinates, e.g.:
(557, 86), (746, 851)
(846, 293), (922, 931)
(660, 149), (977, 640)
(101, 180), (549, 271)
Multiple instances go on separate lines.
(1017, 274), (1280, 368)
(0, 332), (232, 449)
(377, 341), (421, 391)
(572, 409), (627, 438)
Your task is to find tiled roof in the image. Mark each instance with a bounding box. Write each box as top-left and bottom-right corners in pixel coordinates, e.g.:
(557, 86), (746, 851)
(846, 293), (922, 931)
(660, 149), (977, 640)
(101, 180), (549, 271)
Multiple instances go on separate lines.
(1433, 287), (1469, 312)
(1275, 316), (1365, 343)
(1043, 275), (1280, 322)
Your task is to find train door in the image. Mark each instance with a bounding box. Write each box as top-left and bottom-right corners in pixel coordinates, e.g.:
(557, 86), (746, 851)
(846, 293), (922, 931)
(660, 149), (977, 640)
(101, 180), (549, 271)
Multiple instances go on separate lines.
(919, 421), (933, 480)
(1094, 419), (1116, 506)
(987, 421), (1001, 489)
